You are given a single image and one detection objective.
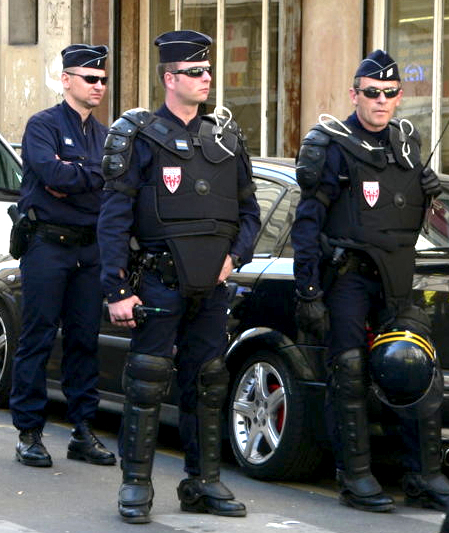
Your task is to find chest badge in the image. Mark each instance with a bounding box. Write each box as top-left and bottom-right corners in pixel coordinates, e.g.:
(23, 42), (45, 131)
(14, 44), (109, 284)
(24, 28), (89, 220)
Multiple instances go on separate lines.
(162, 167), (182, 193)
(175, 139), (189, 151)
(64, 137), (74, 146)
(363, 181), (380, 207)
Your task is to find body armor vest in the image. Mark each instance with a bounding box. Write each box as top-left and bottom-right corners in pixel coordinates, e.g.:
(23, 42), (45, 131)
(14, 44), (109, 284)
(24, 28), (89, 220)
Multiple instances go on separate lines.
(104, 111), (243, 298)
(134, 115), (240, 240)
(319, 120), (425, 311)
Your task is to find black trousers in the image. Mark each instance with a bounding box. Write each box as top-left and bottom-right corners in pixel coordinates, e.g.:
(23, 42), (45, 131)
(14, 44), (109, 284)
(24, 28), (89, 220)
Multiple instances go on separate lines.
(324, 270), (422, 472)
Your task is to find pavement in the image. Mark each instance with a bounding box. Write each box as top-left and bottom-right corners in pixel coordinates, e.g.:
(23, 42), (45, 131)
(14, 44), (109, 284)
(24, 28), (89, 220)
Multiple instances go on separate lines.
(0, 406), (446, 533)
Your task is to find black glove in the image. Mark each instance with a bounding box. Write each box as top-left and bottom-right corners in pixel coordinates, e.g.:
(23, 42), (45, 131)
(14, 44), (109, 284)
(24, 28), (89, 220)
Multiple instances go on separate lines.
(295, 293), (329, 343)
(421, 167), (442, 197)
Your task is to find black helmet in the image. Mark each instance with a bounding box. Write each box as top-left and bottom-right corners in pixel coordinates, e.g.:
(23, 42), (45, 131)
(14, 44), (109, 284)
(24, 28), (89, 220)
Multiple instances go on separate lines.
(369, 329), (443, 419)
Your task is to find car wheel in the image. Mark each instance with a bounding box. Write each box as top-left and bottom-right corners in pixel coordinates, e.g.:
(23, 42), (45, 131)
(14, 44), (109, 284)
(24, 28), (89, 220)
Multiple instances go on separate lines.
(228, 349), (323, 481)
(0, 304), (16, 406)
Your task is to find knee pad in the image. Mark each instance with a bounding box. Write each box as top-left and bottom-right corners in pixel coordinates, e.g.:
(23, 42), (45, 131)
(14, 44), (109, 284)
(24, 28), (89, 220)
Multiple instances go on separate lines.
(197, 356), (229, 409)
(123, 353), (173, 406)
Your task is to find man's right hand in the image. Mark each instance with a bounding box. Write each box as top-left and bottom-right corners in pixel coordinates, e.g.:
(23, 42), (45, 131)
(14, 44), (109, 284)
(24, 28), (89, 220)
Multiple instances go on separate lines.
(108, 295), (142, 328)
(295, 294), (329, 343)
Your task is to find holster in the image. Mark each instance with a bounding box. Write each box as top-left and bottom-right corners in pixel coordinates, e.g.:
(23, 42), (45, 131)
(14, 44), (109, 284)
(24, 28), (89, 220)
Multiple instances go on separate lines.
(8, 205), (35, 259)
(130, 251), (178, 293)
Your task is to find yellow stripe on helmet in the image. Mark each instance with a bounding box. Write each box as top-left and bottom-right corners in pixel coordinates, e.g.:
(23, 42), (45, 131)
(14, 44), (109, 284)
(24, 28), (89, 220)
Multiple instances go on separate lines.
(371, 330), (436, 360)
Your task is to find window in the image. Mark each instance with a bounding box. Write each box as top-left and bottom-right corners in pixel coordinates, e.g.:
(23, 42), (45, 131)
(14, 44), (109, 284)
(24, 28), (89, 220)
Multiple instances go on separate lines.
(0, 140), (22, 195)
(224, 2), (262, 154)
(443, 2), (449, 173)
(146, 0), (279, 157)
(253, 178), (290, 255)
(387, 0), (448, 173)
(8, 0), (37, 45)
(149, 0), (176, 111)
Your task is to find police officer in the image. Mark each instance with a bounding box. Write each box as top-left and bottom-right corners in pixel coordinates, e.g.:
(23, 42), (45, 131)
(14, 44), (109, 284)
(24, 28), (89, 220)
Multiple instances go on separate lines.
(291, 50), (449, 512)
(10, 44), (116, 468)
(98, 30), (260, 523)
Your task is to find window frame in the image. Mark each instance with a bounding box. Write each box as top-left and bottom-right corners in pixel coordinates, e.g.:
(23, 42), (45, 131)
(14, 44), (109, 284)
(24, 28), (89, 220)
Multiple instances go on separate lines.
(376, 0), (448, 175)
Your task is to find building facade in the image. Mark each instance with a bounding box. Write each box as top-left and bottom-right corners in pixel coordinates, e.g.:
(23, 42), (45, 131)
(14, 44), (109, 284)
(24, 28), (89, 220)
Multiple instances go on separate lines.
(1, 0), (448, 174)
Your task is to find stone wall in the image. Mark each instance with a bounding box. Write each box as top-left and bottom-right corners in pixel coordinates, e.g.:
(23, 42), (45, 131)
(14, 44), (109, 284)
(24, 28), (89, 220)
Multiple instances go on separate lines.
(0, 0), (74, 144)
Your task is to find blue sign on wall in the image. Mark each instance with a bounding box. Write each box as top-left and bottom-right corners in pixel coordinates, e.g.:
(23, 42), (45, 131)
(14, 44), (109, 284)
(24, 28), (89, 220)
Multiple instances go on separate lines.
(404, 63), (425, 82)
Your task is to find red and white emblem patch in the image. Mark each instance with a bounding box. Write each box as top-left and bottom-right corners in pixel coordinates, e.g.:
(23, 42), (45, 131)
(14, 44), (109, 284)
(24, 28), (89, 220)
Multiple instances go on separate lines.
(162, 167), (182, 193)
(363, 181), (379, 207)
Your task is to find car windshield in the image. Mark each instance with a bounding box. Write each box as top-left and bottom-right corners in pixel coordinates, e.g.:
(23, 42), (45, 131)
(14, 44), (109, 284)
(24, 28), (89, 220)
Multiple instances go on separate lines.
(416, 188), (449, 252)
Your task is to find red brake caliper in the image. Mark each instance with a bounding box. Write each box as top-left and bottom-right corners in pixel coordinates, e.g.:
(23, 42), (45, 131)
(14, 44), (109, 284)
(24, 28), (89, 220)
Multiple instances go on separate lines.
(268, 383), (284, 432)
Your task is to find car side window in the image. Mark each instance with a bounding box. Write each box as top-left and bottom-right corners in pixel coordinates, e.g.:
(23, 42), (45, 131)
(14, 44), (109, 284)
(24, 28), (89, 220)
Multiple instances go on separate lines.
(253, 177), (290, 255)
(0, 140), (22, 193)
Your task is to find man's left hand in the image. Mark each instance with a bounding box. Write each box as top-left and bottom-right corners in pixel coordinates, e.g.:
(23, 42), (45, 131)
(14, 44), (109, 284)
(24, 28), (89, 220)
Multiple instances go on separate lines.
(217, 254), (234, 284)
(421, 167), (442, 197)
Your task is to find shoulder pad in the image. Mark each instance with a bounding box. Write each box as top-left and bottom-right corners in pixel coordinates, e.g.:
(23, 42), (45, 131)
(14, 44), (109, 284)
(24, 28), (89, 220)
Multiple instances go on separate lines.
(301, 126), (332, 147)
(315, 121), (387, 169)
(198, 115), (239, 163)
(295, 125), (330, 190)
(390, 117), (421, 146)
(202, 113), (239, 135)
(106, 108), (152, 140)
(389, 118), (422, 169)
(102, 108), (152, 191)
(121, 108), (153, 128)
(138, 116), (194, 159)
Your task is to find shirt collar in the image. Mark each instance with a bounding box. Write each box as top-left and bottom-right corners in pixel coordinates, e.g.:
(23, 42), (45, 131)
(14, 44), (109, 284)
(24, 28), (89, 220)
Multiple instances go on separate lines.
(155, 103), (201, 132)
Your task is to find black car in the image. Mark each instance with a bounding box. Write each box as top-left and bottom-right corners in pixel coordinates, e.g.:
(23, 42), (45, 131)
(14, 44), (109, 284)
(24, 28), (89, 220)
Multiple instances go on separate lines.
(1, 136), (449, 482)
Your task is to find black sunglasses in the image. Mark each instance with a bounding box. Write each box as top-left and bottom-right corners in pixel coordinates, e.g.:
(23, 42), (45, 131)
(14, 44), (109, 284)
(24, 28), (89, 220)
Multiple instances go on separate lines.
(355, 86), (401, 99)
(64, 71), (108, 85)
(169, 66), (213, 78)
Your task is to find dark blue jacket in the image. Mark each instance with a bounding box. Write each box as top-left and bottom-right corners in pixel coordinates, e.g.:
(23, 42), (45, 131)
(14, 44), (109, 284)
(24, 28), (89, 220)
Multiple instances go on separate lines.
(98, 104), (261, 302)
(19, 100), (107, 226)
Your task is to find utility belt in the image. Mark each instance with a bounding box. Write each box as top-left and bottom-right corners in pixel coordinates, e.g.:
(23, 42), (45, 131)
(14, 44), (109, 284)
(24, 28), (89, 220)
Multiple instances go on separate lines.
(129, 251), (178, 292)
(338, 250), (380, 280)
(35, 221), (97, 247)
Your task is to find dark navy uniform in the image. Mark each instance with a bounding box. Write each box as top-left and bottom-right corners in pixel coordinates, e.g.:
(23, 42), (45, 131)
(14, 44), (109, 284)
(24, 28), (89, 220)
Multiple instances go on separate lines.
(100, 101), (260, 437)
(10, 44), (115, 468)
(98, 28), (259, 525)
(292, 50), (449, 513)
(99, 102), (260, 520)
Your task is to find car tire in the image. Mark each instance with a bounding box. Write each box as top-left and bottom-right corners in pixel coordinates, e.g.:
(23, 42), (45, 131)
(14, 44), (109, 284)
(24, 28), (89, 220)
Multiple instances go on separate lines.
(228, 349), (324, 481)
(0, 303), (16, 407)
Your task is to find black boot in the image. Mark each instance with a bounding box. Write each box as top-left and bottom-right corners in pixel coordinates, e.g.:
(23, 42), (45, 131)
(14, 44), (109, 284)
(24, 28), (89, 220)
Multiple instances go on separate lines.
(67, 420), (116, 465)
(337, 469), (395, 512)
(16, 428), (52, 467)
(178, 357), (246, 517)
(177, 478), (246, 517)
(118, 353), (173, 523)
(332, 349), (395, 512)
(403, 473), (449, 511)
(403, 414), (449, 511)
(119, 477), (154, 524)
